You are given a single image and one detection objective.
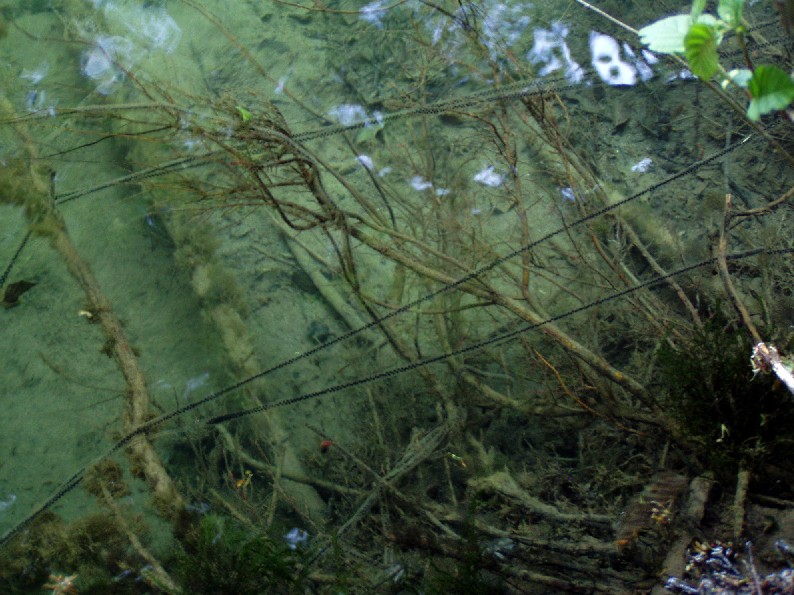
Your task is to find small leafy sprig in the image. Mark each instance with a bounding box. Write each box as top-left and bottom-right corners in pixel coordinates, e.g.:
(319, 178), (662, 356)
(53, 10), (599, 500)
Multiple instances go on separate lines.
(638, 0), (794, 120)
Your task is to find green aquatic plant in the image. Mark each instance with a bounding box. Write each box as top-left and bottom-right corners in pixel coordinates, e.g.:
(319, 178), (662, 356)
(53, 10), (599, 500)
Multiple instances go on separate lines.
(174, 514), (305, 594)
(657, 307), (794, 484)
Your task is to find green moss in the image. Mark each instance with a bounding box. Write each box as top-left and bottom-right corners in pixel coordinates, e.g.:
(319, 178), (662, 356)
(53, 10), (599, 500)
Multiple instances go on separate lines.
(0, 511), (133, 594)
(0, 163), (64, 237)
(192, 262), (247, 313)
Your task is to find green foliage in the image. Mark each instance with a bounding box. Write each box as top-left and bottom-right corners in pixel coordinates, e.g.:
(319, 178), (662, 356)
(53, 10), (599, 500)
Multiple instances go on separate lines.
(236, 105), (252, 122)
(639, 13), (719, 54)
(717, 0), (744, 28)
(690, 0), (707, 21)
(425, 506), (503, 594)
(657, 310), (794, 486)
(638, 15), (694, 54)
(639, 0), (794, 120)
(174, 515), (305, 594)
(747, 65), (794, 121)
(684, 23), (719, 80)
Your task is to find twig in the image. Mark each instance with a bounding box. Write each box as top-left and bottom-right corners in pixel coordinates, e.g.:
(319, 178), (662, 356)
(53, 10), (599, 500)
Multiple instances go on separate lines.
(734, 183), (794, 218)
(209, 487), (253, 526)
(534, 350), (644, 436)
(99, 485), (179, 593)
(716, 194), (763, 344)
(619, 221), (702, 329)
(215, 424), (364, 497)
(746, 541), (763, 595)
(266, 443), (284, 530)
(280, 226), (378, 340)
(718, 195), (794, 395)
(470, 470), (612, 527)
(336, 421), (455, 538)
(0, 92), (184, 516)
(733, 467), (750, 542)
(573, 0), (639, 35)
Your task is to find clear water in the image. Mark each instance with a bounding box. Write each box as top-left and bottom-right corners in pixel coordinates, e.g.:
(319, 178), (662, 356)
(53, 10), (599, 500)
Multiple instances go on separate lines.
(1, 0), (793, 592)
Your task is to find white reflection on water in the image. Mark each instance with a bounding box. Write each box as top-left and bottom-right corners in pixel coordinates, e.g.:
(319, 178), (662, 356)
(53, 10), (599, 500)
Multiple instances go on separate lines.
(590, 32), (638, 86)
(528, 22), (585, 84)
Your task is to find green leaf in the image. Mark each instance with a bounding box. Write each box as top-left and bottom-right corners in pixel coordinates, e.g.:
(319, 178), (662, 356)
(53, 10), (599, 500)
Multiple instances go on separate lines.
(639, 15), (692, 54)
(747, 65), (794, 120)
(236, 105), (252, 122)
(698, 14), (720, 28)
(717, 0), (744, 27)
(684, 23), (719, 80)
(691, 0), (707, 22)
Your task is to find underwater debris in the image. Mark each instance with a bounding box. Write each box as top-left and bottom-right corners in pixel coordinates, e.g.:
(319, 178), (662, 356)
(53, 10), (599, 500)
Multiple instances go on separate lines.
(42, 572), (78, 595)
(631, 157), (654, 173)
(283, 528), (309, 550)
(1, 279), (36, 307)
(665, 540), (794, 594)
(615, 471), (689, 551)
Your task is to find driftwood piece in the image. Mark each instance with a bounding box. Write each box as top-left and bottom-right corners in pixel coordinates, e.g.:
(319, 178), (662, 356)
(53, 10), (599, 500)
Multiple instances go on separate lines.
(650, 475), (714, 595)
